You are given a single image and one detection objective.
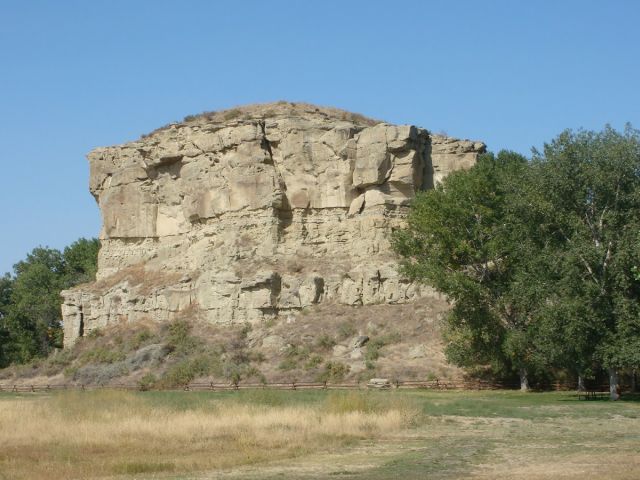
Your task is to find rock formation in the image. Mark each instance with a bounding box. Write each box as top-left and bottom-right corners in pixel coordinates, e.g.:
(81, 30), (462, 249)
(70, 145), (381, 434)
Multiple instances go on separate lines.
(61, 102), (485, 347)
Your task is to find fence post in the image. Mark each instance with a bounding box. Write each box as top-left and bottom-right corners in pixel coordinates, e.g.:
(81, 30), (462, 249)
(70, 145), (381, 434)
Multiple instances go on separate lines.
(292, 381), (296, 391)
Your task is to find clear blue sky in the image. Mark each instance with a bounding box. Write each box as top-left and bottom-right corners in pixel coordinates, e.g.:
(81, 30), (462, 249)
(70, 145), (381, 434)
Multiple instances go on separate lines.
(1, 0), (638, 275)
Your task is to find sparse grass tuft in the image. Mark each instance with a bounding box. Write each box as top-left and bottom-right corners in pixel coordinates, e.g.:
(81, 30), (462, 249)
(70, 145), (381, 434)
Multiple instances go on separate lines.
(223, 108), (242, 121)
(337, 321), (357, 340)
(278, 357), (298, 371)
(365, 332), (402, 363)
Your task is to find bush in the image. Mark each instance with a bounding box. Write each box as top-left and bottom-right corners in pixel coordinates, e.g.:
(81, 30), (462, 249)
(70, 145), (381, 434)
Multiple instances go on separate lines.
(304, 355), (323, 370)
(164, 320), (200, 355)
(137, 372), (157, 391)
(71, 362), (130, 385)
(284, 344), (310, 359)
(159, 353), (221, 387)
(316, 334), (336, 350)
(128, 328), (155, 350)
(278, 344), (311, 371)
(222, 360), (262, 384)
(365, 332), (401, 363)
(80, 347), (126, 365)
(317, 361), (350, 382)
(42, 349), (75, 375)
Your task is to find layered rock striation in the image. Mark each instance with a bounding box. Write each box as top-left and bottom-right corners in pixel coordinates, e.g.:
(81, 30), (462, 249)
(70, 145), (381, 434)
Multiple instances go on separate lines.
(62, 103), (484, 347)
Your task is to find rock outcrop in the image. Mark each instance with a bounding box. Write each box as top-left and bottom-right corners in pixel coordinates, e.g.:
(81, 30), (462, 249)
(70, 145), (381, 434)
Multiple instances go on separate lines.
(62, 102), (484, 347)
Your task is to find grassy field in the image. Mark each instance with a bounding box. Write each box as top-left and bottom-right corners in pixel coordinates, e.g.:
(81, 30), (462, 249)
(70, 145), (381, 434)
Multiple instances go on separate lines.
(0, 389), (638, 479)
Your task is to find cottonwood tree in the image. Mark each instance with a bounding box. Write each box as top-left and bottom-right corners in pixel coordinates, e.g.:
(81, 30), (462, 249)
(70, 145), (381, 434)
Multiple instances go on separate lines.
(528, 125), (640, 399)
(393, 151), (546, 390)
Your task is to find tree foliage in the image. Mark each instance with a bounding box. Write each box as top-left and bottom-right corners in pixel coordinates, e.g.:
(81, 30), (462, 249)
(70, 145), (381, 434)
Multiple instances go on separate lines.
(527, 125), (640, 378)
(394, 125), (640, 393)
(0, 238), (99, 367)
(393, 151), (543, 387)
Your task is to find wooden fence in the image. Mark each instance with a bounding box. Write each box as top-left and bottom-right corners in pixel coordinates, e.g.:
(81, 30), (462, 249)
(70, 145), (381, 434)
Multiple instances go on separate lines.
(0, 378), (593, 394)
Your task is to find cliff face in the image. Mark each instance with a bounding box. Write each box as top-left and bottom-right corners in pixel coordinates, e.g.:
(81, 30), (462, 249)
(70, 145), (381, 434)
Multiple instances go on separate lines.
(61, 103), (485, 347)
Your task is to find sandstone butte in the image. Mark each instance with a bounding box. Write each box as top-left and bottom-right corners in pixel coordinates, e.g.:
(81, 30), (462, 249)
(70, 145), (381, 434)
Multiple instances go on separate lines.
(61, 102), (486, 357)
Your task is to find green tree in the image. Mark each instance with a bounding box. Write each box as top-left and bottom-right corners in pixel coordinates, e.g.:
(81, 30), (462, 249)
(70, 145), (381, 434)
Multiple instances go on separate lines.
(5, 248), (67, 361)
(0, 238), (100, 365)
(0, 274), (14, 367)
(528, 125), (640, 399)
(0, 273), (12, 319)
(62, 237), (100, 286)
(393, 151), (544, 390)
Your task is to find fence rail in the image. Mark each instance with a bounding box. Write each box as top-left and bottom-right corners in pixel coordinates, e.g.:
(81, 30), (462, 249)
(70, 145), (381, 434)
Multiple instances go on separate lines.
(0, 378), (601, 394)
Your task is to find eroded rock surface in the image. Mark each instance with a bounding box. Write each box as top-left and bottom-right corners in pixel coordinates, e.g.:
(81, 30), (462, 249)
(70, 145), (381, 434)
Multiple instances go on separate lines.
(62, 102), (484, 347)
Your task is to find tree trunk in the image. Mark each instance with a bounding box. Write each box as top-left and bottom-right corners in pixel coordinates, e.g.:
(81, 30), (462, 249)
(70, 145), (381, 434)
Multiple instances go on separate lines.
(631, 369), (637, 393)
(519, 368), (530, 392)
(577, 374), (586, 392)
(609, 368), (620, 401)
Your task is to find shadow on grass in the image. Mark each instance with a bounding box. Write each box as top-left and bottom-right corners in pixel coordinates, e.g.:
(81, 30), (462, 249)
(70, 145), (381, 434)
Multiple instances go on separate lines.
(559, 392), (640, 402)
(620, 393), (640, 402)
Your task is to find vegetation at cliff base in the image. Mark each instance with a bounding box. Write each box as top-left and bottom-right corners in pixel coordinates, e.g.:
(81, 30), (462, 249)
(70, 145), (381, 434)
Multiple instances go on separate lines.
(394, 125), (640, 395)
(0, 238), (99, 367)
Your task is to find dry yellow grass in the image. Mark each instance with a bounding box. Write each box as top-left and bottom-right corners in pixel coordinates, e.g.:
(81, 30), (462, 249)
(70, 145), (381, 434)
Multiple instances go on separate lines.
(1, 391), (638, 480)
(0, 390), (415, 480)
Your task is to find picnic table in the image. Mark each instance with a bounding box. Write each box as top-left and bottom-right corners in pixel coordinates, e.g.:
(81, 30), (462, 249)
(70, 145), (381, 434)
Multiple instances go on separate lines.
(578, 390), (608, 400)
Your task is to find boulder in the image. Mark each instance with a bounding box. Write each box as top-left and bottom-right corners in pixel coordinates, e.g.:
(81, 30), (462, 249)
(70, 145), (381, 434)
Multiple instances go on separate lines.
(351, 335), (370, 349)
(367, 378), (392, 389)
